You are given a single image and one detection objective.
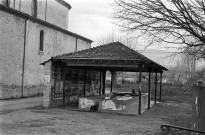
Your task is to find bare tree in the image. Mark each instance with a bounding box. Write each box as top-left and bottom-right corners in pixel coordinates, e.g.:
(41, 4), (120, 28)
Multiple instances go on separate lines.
(97, 31), (139, 86)
(113, 0), (205, 59)
(97, 31), (138, 50)
(181, 52), (196, 71)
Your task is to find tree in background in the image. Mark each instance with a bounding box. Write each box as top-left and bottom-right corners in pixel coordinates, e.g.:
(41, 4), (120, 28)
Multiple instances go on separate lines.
(97, 31), (139, 87)
(181, 52), (196, 72)
(97, 31), (138, 50)
(113, 0), (205, 60)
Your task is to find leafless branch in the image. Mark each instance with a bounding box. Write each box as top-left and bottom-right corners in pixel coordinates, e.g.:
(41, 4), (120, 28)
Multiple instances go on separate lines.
(113, 0), (205, 59)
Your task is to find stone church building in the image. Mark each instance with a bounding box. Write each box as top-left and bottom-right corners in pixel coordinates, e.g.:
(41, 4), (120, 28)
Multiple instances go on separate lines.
(0, 0), (92, 99)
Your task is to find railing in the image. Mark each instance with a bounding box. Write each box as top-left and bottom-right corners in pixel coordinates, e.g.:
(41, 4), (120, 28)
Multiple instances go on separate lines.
(161, 125), (205, 135)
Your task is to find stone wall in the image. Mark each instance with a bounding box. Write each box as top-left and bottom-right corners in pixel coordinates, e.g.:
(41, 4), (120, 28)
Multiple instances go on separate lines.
(78, 93), (149, 115)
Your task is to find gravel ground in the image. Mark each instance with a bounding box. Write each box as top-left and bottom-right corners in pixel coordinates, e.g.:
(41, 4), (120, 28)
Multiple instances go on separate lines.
(0, 96), (191, 135)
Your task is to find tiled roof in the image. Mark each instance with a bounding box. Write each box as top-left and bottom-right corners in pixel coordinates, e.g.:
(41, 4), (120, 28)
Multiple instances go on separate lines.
(54, 42), (148, 60)
(52, 42), (167, 71)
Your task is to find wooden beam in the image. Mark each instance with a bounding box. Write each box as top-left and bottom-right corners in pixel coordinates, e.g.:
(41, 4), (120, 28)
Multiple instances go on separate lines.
(99, 70), (102, 95)
(62, 63), (66, 108)
(102, 71), (106, 94)
(138, 69), (142, 115)
(6, 0), (10, 7)
(61, 62), (164, 73)
(53, 63), (56, 98)
(148, 70), (151, 109)
(111, 71), (113, 93)
(155, 72), (157, 104)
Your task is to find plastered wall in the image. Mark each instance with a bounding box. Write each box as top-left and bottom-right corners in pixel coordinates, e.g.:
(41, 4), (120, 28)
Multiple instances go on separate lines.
(37, 0), (46, 20)
(46, 0), (68, 30)
(23, 20), (90, 97)
(20, 0), (33, 16)
(0, 9), (91, 99)
(24, 21), (76, 86)
(0, 0), (69, 30)
(0, 11), (25, 98)
(77, 39), (91, 51)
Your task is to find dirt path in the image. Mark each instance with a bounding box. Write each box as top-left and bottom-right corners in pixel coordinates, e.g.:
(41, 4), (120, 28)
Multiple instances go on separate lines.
(0, 97), (191, 135)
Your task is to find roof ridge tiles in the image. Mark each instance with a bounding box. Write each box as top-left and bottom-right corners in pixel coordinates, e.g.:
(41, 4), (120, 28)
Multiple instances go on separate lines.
(54, 41), (119, 58)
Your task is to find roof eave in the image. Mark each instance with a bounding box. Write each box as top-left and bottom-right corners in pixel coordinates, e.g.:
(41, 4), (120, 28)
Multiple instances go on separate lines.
(55, 0), (72, 10)
(0, 4), (92, 43)
(40, 59), (51, 66)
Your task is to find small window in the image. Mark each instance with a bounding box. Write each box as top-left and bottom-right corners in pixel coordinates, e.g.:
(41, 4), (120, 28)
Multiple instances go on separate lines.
(39, 30), (44, 51)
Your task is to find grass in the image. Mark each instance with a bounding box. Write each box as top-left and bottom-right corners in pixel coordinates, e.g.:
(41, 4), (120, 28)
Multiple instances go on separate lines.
(107, 81), (192, 97)
(107, 81), (193, 132)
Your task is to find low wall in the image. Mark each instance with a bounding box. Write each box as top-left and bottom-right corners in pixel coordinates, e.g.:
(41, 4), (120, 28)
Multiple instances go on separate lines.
(78, 93), (149, 115)
(48, 95), (81, 108)
(0, 83), (44, 99)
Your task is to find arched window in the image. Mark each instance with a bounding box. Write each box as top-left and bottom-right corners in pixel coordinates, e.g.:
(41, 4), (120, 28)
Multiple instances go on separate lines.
(39, 30), (44, 51)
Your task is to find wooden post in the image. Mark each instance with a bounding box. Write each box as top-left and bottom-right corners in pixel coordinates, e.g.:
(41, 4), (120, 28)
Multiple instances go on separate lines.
(53, 62), (56, 98)
(6, 0), (10, 7)
(99, 70), (102, 95)
(111, 70), (113, 93)
(83, 68), (87, 97)
(62, 62), (66, 108)
(155, 72), (157, 104)
(148, 70), (151, 109)
(159, 72), (163, 101)
(102, 71), (106, 94)
(138, 68), (142, 115)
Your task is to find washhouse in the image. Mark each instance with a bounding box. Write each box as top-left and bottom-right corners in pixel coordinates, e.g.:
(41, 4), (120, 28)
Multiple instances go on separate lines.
(41, 42), (167, 115)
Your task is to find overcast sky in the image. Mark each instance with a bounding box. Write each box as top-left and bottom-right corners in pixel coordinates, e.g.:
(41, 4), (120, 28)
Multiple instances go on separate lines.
(64, 0), (205, 69)
(66, 0), (117, 47)
(64, 0), (178, 67)
(65, 0), (169, 49)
